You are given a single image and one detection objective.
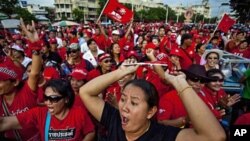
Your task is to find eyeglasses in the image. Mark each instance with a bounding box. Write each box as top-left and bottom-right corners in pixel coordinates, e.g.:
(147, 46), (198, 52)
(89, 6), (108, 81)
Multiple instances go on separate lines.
(103, 59), (112, 63)
(188, 77), (205, 83)
(208, 57), (218, 60)
(44, 95), (64, 103)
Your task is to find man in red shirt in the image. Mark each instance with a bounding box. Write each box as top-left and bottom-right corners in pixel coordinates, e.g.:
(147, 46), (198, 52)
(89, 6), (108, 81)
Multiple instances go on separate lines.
(179, 34), (194, 69)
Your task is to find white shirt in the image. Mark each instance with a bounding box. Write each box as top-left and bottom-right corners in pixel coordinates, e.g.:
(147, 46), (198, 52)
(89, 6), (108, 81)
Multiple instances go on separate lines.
(83, 49), (104, 68)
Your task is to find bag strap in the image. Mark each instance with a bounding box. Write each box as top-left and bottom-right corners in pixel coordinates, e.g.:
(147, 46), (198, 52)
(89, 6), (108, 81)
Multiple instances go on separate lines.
(1, 98), (22, 141)
(45, 111), (51, 141)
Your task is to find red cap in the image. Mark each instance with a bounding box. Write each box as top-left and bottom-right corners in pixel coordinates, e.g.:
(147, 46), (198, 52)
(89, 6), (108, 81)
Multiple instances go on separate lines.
(127, 50), (139, 60)
(0, 57), (24, 81)
(169, 48), (183, 58)
(43, 67), (60, 80)
(145, 43), (157, 50)
(49, 38), (57, 44)
(98, 53), (111, 62)
(70, 69), (88, 80)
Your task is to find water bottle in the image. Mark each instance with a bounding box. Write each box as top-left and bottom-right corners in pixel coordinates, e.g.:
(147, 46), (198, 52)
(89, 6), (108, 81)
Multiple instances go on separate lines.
(61, 63), (71, 76)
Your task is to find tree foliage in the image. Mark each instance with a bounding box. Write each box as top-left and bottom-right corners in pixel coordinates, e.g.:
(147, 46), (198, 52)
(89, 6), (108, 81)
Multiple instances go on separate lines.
(72, 8), (84, 22)
(45, 7), (56, 22)
(0, 0), (18, 17)
(14, 7), (37, 22)
(229, 0), (250, 23)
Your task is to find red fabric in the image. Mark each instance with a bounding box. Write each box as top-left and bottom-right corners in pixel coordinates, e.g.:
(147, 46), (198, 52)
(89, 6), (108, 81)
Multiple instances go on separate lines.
(232, 48), (250, 59)
(193, 53), (202, 64)
(119, 37), (134, 57)
(70, 37), (79, 44)
(17, 106), (95, 141)
(58, 47), (67, 61)
(144, 69), (171, 97)
(235, 113), (250, 125)
(159, 36), (169, 53)
(0, 82), (39, 140)
(106, 83), (122, 102)
(179, 48), (193, 69)
(201, 86), (226, 107)
(103, 0), (134, 24)
(217, 14), (236, 33)
(93, 34), (107, 51)
(87, 69), (101, 81)
(157, 90), (187, 120)
(198, 90), (223, 119)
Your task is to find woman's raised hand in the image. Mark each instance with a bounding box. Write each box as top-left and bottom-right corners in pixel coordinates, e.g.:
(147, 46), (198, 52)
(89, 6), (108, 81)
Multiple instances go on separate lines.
(20, 18), (39, 42)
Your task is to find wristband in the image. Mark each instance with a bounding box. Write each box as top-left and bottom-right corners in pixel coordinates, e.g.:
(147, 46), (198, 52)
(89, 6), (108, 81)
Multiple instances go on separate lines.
(178, 86), (192, 96)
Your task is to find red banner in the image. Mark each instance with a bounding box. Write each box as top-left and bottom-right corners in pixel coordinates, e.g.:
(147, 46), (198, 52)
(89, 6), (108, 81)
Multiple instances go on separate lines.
(217, 14), (236, 33)
(103, 0), (133, 24)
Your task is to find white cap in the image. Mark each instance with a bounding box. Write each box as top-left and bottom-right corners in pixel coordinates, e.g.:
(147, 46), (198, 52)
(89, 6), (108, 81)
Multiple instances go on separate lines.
(11, 44), (24, 52)
(112, 30), (120, 35)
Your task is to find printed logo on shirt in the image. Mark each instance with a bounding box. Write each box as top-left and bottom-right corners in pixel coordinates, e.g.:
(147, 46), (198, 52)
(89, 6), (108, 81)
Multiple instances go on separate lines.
(49, 128), (76, 140)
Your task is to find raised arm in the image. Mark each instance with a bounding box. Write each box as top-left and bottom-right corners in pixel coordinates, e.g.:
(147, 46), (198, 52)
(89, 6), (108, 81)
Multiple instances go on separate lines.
(20, 18), (42, 92)
(79, 59), (138, 121)
(124, 20), (133, 39)
(164, 72), (226, 141)
(97, 20), (108, 40)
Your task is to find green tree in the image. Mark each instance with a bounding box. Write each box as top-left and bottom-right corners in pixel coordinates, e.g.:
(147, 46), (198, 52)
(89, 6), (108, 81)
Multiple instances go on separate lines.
(0, 0), (18, 17)
(14, 7), (37, 22)
(230, 0), (250, 23)
(45, 7), (56, 22)
(72, 8), (84, 22)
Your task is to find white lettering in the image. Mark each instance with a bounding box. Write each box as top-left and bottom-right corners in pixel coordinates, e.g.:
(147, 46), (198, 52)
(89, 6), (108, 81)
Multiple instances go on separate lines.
(234, 129), (247, 136)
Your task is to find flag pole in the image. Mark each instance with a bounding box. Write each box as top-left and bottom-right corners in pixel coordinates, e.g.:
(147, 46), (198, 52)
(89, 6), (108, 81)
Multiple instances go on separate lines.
(205, 13), (225, 44)
(97, 0), (110, 22)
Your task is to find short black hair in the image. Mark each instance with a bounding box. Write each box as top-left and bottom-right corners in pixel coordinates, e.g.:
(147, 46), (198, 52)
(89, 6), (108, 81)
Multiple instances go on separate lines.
(45, 79), (75, 108)
(206, 69), (225, 80)
(181, 34), (192, 45)
(87, 38), (96, 46)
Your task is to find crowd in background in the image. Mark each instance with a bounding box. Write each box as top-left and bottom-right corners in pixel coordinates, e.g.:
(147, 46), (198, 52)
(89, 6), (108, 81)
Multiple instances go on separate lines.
(0, 18), (250, 141)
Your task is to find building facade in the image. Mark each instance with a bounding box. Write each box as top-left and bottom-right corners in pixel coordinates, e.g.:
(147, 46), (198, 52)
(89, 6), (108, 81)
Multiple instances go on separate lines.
(118, 0), (165, 11)
(54, 0), (99, 21)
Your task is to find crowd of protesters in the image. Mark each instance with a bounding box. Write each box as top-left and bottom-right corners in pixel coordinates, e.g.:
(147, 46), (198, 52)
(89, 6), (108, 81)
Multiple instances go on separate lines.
(0, 17), (249, 141)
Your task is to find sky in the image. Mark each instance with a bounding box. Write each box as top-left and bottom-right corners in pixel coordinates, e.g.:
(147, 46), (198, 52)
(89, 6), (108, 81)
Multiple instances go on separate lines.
(26, 0), (231, 17)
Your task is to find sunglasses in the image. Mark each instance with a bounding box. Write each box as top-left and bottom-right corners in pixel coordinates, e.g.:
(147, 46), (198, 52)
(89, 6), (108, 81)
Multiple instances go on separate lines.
(68, 50), (79, 54)
(208, 57), (218, 60)
(210, 77), (224, 83)
(44, 95), (64, 103)
(188, 77), (205, 83)
(103, 59), (112, 63)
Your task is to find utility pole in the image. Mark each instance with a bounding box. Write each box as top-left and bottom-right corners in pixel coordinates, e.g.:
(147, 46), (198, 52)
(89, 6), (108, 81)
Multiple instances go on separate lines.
(165, 5), (169, 23)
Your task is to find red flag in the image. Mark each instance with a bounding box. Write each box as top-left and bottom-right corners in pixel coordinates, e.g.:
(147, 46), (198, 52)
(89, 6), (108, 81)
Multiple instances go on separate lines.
(103, 0), (133, 24)
(217, 14), (236, 33)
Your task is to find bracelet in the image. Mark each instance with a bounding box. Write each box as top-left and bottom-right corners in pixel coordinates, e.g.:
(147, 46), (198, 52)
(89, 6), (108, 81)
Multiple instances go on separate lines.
(178, 86), (192, 96)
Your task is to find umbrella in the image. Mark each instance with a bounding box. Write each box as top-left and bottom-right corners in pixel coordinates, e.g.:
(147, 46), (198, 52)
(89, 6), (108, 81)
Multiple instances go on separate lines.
(52, 20), (80, 27)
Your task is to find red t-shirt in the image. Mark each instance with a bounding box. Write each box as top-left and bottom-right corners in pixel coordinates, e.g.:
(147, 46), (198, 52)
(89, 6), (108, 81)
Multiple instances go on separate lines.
(58, 47), (67, 61)
(198, 90), (223, 119)
(17, 106), (95, 141)
(193, 53), (202, 64)
(144, 69), (171, 98)
(159, 36), (169, 53)
(232, 48), (250, 59)
(157, 90), (187, 120)
(179, 48), (193, 69)
(234, 113), (250, 125)
(93, 34), (107, 51)
(86, 69), (101, 81)
(0, 82), (39, 140)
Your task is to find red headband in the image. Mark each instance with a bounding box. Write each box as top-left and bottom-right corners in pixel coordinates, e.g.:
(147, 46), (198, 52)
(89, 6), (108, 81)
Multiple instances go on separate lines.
(98, 53), (111, 62)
